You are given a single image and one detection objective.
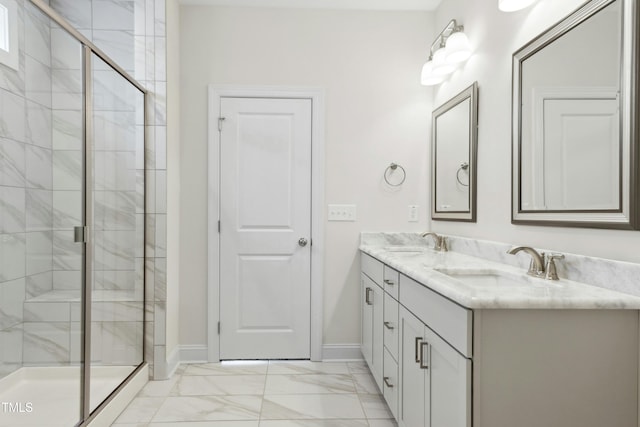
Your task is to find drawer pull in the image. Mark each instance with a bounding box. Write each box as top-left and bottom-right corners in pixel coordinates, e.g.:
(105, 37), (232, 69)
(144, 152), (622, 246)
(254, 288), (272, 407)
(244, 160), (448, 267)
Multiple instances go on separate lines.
(420, 341), (429, 370)
(383, 279), (395, 286)
(365, 287), (372, 305)
(383, 376), (394, 388)
(384, 321), (394, 330)
(415, 337), (423, 363)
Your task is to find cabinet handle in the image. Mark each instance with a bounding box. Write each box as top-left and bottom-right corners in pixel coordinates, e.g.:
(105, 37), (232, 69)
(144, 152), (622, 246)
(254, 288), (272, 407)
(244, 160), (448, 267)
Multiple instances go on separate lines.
(383, 321), (394, 330)
(383, 279), (395, 286)
(383, 376), (394, 388)
(365, 287), (372, 305)
(415, 337), (423, 363)
(419, 341), (429, 370)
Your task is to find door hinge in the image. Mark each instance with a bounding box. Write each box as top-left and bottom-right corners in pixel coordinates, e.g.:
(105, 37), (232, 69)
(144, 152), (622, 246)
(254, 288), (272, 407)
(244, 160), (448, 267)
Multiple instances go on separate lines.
(74, 226), (87, 243)
(218, 220), (221, 233)
(218, 321), (221, 335)
(218, 117), (226, 132)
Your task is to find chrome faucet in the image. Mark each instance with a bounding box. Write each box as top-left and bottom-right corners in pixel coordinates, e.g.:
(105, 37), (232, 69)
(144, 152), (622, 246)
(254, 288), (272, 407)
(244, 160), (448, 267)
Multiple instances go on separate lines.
(507, 246), (564, 280)
(421, 232), (448, 252)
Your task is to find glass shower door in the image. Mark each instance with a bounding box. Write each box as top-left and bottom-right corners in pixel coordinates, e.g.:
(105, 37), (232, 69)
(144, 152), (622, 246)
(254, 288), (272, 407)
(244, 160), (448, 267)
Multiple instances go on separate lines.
(88, 53), (145, 412)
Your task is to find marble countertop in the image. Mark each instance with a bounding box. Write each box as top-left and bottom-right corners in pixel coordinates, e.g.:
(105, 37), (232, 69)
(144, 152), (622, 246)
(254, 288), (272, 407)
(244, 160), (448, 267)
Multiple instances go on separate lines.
(360, 244), (640, 310)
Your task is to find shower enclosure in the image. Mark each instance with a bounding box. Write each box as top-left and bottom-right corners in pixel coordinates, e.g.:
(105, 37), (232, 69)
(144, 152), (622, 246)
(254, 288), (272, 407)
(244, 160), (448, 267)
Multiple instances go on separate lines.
(0, 1), (146, 425)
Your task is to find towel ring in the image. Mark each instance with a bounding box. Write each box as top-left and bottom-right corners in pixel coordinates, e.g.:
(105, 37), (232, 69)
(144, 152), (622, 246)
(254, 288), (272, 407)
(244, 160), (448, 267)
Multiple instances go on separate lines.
(456, 162), (469, 187)
(384, 163), (406, 187)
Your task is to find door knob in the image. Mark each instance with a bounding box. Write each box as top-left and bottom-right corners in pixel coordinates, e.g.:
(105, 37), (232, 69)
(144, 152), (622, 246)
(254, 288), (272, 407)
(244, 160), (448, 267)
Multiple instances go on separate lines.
(298, 237), (308, 247)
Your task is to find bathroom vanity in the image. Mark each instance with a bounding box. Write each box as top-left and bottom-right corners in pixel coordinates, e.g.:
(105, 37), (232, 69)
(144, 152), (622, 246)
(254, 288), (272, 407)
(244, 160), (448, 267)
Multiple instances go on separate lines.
(360, 238), (640, 427)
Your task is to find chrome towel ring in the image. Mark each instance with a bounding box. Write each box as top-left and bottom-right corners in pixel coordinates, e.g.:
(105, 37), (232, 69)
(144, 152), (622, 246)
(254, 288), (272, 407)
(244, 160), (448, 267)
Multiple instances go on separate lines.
(456, 162), (469, 187)
(384, 163), (406, 187)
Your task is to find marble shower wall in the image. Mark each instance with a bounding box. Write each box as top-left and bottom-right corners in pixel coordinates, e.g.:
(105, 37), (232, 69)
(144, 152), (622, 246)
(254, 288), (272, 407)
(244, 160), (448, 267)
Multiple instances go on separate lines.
(0, 0), (58, 377)
(48, 0), (168, 378)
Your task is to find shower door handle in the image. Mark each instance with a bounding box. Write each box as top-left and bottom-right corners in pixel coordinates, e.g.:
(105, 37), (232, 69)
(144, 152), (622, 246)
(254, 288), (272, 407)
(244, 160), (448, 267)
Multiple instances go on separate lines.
(74, 226), (87, 243)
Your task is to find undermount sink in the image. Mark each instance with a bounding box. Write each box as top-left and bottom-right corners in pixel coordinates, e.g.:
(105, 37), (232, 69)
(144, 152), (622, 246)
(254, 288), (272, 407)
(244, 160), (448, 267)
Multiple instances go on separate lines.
(434, 267), (536, 288)
(383, 246), (432, 254)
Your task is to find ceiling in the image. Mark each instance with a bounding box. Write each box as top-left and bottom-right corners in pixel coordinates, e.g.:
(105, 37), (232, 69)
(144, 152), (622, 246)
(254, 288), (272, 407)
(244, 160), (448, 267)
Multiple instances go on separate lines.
(178, 0), (443, 11)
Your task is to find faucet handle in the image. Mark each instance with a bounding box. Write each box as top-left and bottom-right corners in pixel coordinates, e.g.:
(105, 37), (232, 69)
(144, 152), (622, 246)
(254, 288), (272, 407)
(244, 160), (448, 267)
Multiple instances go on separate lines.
(544, 253), (564, 280)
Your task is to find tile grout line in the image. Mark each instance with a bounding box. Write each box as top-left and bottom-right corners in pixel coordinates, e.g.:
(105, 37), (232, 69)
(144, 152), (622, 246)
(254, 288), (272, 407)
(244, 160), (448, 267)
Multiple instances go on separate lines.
(143, 380), (171, 424)
(347, 363), (375, 427)
(258, 367), (267, 423)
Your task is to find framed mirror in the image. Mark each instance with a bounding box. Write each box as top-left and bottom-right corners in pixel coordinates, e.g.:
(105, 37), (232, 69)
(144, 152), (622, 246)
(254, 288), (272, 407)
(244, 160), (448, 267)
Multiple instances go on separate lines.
(512, 0), (639, 229)
(432, 82), (478, 222)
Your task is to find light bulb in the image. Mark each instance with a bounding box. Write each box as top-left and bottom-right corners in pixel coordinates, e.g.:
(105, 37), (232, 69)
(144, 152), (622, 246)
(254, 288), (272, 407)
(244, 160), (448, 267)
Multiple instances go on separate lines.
(445, 32), (472, 64)
(498, 0), (537, 12)
(432, 47), (456, 76)
(421, 60), (444, 86)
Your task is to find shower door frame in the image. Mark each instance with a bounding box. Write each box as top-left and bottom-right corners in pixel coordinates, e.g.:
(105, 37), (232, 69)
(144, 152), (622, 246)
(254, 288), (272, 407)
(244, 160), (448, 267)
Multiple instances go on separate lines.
(27, 1), (149, 425)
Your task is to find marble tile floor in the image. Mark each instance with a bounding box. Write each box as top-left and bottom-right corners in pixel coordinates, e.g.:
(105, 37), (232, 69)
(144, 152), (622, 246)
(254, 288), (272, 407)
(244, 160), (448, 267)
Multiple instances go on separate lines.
(111, 360), (397, 427)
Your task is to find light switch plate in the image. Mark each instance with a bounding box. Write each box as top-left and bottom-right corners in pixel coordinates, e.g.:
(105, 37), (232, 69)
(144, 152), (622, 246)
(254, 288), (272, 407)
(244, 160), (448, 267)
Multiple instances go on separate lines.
(328, 204), (357, 221)
(408, 205), (419, 222)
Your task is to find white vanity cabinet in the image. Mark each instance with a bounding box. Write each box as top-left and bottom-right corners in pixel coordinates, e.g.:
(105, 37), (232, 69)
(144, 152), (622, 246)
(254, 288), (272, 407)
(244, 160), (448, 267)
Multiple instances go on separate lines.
(360, 249), (639, 427)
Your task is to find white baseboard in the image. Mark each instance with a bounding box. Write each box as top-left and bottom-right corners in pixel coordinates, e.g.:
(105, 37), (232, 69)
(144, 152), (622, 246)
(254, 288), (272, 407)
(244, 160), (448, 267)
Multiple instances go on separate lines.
(180, 344), (209, 363)
(322, 344), (363, 361)
(166, 346), (181, 378)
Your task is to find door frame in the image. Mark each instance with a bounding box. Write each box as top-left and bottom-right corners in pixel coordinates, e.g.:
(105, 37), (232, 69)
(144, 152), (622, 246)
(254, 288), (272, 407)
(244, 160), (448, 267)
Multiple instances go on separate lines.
(207, 85), (325, 362)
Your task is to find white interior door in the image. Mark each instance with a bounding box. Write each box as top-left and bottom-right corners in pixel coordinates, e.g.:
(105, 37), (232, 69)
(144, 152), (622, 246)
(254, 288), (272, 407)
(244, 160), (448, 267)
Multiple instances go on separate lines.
(219, 97), (312, 360)
(541, 98), (619, 210)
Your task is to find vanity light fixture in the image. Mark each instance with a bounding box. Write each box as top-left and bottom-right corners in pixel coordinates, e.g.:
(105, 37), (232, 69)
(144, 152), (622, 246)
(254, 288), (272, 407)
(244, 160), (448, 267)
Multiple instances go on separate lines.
(432, 47), (456, 76)
(420, 19), (472, 86)
(498, 0), (537, 12)
(421, 60), (445, 85)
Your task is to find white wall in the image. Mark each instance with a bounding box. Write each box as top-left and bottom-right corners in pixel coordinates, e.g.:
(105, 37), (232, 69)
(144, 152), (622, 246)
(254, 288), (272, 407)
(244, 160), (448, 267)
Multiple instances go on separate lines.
(430, 0), (640, 264)
(178, 6), (434, 348)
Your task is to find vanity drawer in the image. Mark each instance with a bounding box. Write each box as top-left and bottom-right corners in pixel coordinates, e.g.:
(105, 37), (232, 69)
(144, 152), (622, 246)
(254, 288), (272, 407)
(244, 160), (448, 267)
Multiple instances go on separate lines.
(400, 274), (472, 358)
(361, 253), (384, 286)
(383, 347), (399, 420)
(384, 292), (399, 362)
(383, 266), (399, 300)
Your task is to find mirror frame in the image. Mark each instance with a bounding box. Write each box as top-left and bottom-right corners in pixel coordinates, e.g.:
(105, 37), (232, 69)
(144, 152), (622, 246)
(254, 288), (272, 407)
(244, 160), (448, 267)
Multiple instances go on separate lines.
(432, 82), (479, 222)
(511, 0), (640, 229)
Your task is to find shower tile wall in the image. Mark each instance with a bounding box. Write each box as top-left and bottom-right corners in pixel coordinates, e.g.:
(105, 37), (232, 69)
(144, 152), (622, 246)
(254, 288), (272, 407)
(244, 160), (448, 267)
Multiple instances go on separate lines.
(0, 0), (167, 379)
(0, 1), (56, 376)
(48, 0), (168, 378)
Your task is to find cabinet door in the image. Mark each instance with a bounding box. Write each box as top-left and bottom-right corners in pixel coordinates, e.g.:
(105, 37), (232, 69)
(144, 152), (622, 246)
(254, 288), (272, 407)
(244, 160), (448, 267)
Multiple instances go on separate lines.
(371, 280), (384, 391)
(361, 274), (374, 370)
(423, 326), (471, 427)
(399, 306), (428, 427)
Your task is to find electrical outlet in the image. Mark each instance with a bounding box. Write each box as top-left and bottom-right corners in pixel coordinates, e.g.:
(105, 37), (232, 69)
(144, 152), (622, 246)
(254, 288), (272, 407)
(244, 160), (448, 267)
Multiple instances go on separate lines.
(408, 205), (419, 222)
(328, 204), (357, 221)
